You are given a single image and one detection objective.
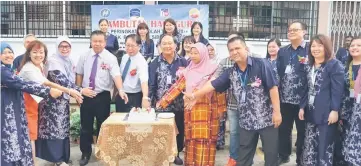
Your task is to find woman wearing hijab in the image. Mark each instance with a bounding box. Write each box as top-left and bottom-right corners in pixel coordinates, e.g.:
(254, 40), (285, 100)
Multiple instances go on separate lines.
(36, 36), (95, 166)
(18, 40), (83, 163)
(157, 43), (226, 166)
(1, 42), (62, 166)
(207, 43), (221, 64)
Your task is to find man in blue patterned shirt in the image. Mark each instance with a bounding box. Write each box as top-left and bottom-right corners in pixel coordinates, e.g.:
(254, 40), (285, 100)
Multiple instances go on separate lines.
(276, 21), (309, 165)
(184, 36), (282, 166)
(336, 35), (353, 66)
(148, 35), (188, 165)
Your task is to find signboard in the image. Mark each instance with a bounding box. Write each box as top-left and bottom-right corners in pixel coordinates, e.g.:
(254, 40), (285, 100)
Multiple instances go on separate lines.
(91, 5), (209, 51)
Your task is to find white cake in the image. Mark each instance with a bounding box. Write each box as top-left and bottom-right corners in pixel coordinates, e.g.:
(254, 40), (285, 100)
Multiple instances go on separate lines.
(128, 107), (156, 122)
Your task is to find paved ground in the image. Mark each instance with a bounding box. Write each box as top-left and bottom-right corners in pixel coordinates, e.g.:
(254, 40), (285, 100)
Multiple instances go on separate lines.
(38, 130), (298, 166)
(39, 105), (297, 166)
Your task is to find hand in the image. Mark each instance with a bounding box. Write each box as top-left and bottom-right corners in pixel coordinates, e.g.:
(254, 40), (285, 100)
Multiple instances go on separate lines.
(299, 109), (305, 120)
(182, 92), (195, 102)
(69, 89), (83, 104)
(119, 91), (129, 104)
(328, 111), (338, 125)
(49, 88), (62, 98)
(156, 102), (161, 109)
(272, 111), (282, 128)
(184, 99), (197, 110)
(69, 88), (83, 99)
(81, 87), (97, 98)
(142, 98), (151, 109)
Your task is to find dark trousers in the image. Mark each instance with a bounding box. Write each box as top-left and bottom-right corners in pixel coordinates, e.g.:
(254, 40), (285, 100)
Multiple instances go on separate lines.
(80, 91), (111, 157)
(238, 126), (279, 166)
(278, 103), (305, 164)
(174, 110), (185, 154)
(333, 120), (349, 166)
(115, 92), (142, 112)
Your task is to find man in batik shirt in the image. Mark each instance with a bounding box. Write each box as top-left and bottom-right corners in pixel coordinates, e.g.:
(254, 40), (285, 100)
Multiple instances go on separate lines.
(276, 21), (309, 165)
(184, 36), (282, 166)
(148, 35), (188, 165)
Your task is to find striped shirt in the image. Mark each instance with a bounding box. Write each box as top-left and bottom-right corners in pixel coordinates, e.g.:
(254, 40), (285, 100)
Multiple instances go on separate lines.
(215, 57), (238, 111)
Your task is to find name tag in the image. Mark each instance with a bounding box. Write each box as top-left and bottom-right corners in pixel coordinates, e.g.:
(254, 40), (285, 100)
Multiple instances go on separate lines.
(309, 95), (315, 105)
(167, 76), (172, 84)
(357, 94), (361, 104)
(350, 89), (355, 98)
(285, 65), (292, 74)
(241, 91), (246, 103)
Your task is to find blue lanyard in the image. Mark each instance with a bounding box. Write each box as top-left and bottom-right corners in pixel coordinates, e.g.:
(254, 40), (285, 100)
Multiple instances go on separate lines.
(237, 67), (248, 87)
(289, 52), (298, 65)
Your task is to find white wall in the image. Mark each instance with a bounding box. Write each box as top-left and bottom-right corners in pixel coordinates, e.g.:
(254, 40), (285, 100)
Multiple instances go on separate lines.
(1, 38), (290, 64)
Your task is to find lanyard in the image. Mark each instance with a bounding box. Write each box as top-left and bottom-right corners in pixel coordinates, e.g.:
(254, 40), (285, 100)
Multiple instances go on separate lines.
(311, 65), (319, 87)
(288, 52), (298, 65)
(349, 61), (355, 89)
(237, 67), (248, 87)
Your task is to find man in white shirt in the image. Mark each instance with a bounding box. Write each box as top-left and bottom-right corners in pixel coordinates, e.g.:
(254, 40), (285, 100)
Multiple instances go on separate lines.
(116, 34), (150, 112)
(76, 30), (128, 166)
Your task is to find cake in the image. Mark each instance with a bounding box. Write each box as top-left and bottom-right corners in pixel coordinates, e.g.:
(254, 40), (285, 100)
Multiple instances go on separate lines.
(128, 107), (156, 122)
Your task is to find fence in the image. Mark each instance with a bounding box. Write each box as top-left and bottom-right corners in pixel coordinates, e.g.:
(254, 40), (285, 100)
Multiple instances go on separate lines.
(1, 1), (318, 41)
(329, 1), (361, 51)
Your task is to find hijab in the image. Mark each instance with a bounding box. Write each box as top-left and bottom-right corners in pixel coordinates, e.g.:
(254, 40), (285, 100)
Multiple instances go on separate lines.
(46, 36), (75, 83)
(1, 42), (14, 68)
(207, 42), (219, 64)
(183, 43), (218, 97)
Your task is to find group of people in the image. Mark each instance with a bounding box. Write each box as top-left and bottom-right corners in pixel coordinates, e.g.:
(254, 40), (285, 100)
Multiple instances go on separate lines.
(1, 17), (361, 166)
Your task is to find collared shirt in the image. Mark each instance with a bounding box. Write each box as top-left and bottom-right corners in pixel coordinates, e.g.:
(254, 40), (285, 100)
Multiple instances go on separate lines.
(336, 47), (349, 66)
(12, 54), (24, 72)
(267, 58), (279, 82)
(105, 33), (119, 54)
(140, 39), (155, 61)
(300, 59), (344, 124)
(148, 53), (188, 111)
(212, 57), (278, 130)
(215, 57), (237, 111)
(120, 52), (149, 93)
(76, 48), (121, 93)
(18, 62), (47, 84)
(277, 41), (309, 105)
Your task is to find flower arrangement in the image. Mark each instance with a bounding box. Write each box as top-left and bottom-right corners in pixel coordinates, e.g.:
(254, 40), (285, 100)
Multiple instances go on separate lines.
(100, 62), (111, 70)
(248, 77), (262, 87)
(130, 68), (137, 76)
(298, 55), (308, 64)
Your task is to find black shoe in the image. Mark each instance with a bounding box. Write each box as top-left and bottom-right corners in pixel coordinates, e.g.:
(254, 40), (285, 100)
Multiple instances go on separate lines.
(278, 156), (290, 165)
(79, 155), (90, 166)
(174, 156), (183, 165)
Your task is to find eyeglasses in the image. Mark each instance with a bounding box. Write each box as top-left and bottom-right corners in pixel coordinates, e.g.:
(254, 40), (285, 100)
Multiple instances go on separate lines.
(58, 45), (71, 49)
(126, 45), (138, 48)
(288, 29), (303, 33)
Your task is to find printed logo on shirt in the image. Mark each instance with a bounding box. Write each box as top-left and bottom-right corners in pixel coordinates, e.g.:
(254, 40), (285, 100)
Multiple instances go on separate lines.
(100, 8), (111, 18)
(129, 8), (141, 19)
(160, 8), (170, 17)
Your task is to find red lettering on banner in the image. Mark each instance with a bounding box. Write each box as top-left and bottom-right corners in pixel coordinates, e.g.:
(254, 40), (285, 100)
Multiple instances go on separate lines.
(187, 20), (194, 27)
(150, 20), (157, 28)
(110, 21), (119, 28)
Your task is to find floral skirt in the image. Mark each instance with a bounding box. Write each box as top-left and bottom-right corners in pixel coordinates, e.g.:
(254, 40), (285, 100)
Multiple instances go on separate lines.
(302, 122), (336, 166)
(343, 103), (361, 166)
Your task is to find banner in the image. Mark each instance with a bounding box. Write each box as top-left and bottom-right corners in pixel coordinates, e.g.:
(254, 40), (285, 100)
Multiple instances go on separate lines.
(91, 5), (209, 52)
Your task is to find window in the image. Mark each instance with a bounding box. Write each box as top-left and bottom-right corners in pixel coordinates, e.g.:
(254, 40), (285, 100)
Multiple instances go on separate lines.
(1, 1), (318, 40)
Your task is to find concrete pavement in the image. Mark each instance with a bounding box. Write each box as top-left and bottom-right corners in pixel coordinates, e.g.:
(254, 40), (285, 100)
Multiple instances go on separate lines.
(38, 132), (298, 166)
